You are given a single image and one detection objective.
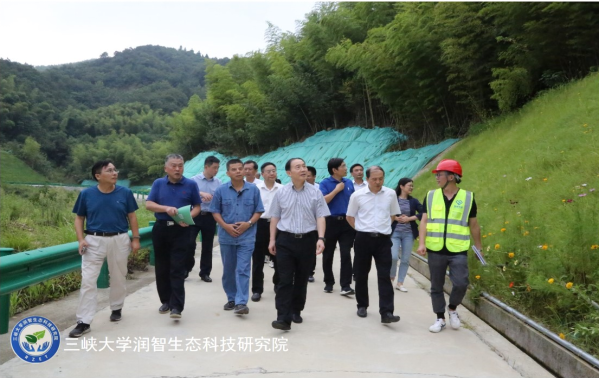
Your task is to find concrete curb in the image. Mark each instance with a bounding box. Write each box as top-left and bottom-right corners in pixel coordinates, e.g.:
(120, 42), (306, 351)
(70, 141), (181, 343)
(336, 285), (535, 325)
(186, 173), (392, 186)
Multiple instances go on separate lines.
(409, 254), (599, 378)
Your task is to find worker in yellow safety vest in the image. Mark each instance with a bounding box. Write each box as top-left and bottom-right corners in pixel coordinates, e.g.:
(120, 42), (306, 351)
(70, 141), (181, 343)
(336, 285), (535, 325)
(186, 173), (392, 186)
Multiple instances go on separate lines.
(416, 159), (482, 333)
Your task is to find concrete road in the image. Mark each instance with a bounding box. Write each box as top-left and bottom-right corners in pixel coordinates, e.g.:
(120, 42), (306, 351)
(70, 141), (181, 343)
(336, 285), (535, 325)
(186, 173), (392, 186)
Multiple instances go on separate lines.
(0, 244), (553, 378)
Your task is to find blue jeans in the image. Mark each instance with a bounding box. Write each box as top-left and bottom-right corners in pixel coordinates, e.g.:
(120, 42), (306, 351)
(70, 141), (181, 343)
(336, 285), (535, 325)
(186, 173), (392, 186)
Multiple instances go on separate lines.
(220, 243), (254, 305)
(390, 232), (414, 283)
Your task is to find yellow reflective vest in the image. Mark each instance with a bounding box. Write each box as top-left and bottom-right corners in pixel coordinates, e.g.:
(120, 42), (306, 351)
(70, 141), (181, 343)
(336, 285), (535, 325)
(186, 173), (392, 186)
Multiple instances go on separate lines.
(425, 189), (473, 252)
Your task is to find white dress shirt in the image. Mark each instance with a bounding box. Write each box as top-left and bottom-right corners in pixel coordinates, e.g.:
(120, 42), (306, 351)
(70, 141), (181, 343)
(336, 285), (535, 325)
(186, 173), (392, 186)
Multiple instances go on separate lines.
(346, 185), (401, 234)
(257, 180), (282, 219)
(353, 180), (368, 190)
(244, 177), (264, 186)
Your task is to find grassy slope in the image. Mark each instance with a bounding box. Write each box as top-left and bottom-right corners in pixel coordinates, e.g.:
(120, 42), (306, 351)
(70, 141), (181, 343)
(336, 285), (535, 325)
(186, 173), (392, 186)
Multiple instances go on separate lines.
(0, 151), (48, 183)
(412, 73), (599, 354)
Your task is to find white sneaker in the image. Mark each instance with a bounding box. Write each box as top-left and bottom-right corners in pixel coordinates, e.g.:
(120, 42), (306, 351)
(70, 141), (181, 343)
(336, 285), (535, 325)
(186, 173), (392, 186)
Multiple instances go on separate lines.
(395, 284), (408, 292)
(268, 261), (274, 269)
(429, 318), (446, 333)
(448, 310), (461, 329)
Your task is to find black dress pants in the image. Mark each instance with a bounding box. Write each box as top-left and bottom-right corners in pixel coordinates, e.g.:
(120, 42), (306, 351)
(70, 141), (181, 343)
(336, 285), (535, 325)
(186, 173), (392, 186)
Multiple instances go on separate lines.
(322, 216), (355, 288)
(153, 221), (191, 311)
(188, 213), (216, 276)
(353, 231), (394, 315)
(252, 218), (279, 294)
(275, 231), (317, 324)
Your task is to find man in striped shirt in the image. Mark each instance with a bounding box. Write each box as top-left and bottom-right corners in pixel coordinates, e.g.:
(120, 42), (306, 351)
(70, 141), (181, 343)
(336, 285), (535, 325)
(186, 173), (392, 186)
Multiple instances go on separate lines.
(268, 158), (330, 331)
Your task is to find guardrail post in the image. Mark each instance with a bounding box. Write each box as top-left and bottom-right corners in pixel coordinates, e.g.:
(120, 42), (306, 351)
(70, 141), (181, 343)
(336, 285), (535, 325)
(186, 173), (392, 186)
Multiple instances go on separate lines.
(97, 260), (109, 288)
(149, 221), (155, 266)
(0, 248), (15, 334)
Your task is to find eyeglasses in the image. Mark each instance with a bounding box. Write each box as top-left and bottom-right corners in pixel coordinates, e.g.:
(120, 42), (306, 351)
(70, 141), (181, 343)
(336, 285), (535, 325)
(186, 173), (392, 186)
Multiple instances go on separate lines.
(434, 173), (445, 177)
(263, 170), (276, 174)
(104, 169), (119, 174)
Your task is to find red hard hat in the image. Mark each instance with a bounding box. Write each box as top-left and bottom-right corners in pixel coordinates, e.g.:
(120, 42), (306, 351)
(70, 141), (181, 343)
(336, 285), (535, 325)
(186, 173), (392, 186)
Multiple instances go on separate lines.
(432, 159), (462, 176)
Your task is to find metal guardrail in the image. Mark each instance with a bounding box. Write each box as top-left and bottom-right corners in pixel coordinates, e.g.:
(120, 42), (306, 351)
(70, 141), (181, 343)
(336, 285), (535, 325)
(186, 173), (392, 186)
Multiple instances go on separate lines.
(0, 226), (154, 334)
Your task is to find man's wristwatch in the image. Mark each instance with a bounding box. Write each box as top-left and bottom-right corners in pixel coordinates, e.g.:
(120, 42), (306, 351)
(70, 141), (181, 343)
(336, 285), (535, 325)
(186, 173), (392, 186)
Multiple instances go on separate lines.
(131, 236), (140, 239)
(318, 237), (326, 242)
(248, 220), (253, 227)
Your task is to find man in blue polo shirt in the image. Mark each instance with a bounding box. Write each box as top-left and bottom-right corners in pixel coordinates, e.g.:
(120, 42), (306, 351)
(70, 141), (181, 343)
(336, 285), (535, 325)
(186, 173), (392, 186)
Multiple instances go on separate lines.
(68, 159), (140, 338)
(146, 154), (202, 319)
(210, 159), (264, 315)
(319, 158), (356, 295)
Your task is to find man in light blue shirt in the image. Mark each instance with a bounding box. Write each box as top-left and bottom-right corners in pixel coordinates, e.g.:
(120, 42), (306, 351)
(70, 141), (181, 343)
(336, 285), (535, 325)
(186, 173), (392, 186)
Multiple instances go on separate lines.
(189, 156), (222, 282)
(209, 159), (264, 315)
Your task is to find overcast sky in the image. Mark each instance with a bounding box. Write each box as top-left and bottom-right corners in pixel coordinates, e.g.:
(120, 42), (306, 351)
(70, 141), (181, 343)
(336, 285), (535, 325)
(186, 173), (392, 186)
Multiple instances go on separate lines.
(0, 0), (317, 66)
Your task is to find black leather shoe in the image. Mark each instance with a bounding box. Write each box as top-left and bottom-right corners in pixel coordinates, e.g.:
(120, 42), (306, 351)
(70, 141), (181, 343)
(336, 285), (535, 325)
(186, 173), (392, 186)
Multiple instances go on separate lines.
(308, 276), (315, 283)
(170, 309), (182, 319)
(324, 285), (333, 293)
(200, 275), (213, 282)
(110, 309), (122, 321)
(272, 320), (291, 331)
(292, 313), (303, 324)
(357, 307), (367, 318)
(251, 293), (261, 302)
(224, 301), (235, 311)
(159, 303), (170, 314)
(381, 312), (400, 323)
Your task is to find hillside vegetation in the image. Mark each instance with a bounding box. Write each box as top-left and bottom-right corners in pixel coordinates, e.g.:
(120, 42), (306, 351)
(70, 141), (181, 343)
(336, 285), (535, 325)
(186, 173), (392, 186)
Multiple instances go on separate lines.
(0, 151), (48, 183)
(412, 73), (599, 356)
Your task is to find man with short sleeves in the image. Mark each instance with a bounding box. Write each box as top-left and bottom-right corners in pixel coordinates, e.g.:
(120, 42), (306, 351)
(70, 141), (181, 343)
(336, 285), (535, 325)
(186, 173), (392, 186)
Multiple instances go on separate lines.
(319, 158), (355, 295)
(146, 154), (202, 319)
(68, 160), (140, 338)
(251, 162), (282, 302)
(210, 159), (264, 315)
(346, 166), (401, 324)
(189, 155), (222, 282)
(269, 158), (330, 331)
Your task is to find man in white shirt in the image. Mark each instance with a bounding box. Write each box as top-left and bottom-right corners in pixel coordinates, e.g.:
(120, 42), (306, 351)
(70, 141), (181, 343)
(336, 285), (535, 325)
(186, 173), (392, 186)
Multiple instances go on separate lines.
(346, 165), (401, 324)
(251, 162), (283, 302)
(244, 160), (264, 186)
(350, 163), (367, 190)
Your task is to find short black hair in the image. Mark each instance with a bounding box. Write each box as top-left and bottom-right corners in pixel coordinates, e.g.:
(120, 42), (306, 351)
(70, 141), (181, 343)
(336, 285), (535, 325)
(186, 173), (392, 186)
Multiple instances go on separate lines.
(261, 162), (276, 172)
(227, 158), (244, 171)
(327, 158), (344, 175)
(285, 157), (305, 171)
(395, 177), (413, 198)
(91, 160), (114, 181)
(243, 160), (258, 170)
(307, 166), (317, 176)
(204, 156), (220, 167)
(365, 165), (385, 179)
(350, 163), (363, 173)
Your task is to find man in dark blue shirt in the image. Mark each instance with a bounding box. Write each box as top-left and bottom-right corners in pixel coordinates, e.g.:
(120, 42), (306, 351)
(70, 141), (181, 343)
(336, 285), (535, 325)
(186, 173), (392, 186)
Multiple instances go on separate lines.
(319, 158), (356, 295)
(69, 160), (140, 338)
(146, 154), (202, 319)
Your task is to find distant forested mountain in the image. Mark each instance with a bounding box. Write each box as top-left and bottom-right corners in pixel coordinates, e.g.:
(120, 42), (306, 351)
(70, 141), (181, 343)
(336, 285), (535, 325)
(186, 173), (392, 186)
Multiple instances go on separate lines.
(2, 3), (599, 185)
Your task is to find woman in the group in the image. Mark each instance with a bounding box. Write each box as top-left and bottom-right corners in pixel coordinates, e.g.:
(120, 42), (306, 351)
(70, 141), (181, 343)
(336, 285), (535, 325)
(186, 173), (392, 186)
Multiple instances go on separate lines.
(390, 177), (423, 292)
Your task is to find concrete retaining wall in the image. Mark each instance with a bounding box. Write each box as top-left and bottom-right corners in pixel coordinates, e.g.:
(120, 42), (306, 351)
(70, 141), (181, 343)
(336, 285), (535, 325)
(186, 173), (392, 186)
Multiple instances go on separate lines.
(409, 254), (599, 378)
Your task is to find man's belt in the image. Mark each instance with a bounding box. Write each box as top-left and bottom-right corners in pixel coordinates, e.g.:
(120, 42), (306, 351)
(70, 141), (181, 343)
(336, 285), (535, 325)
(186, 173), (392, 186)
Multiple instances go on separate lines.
(330, 215), (346, 220)
(278, 230), (317, 239)
(358, 231), (391, 238)
(199, 211), (212, 215)
(84, 230), (127, 237)
(156, 220), (177, 226)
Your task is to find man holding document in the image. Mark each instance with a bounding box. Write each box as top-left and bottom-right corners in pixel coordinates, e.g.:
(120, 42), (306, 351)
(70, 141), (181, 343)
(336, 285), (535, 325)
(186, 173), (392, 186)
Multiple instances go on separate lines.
(416, 159), (482, 333)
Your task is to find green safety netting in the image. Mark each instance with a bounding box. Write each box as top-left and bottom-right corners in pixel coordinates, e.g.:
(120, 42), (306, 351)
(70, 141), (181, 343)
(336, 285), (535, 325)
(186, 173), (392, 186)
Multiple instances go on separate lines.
(182, 126), (458, 189)
(81, 179), (131, 188)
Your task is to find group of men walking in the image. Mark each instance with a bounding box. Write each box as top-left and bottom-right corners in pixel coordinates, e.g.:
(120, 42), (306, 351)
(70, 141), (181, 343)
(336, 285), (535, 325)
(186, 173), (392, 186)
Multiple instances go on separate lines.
(68, 152), (481, 337)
